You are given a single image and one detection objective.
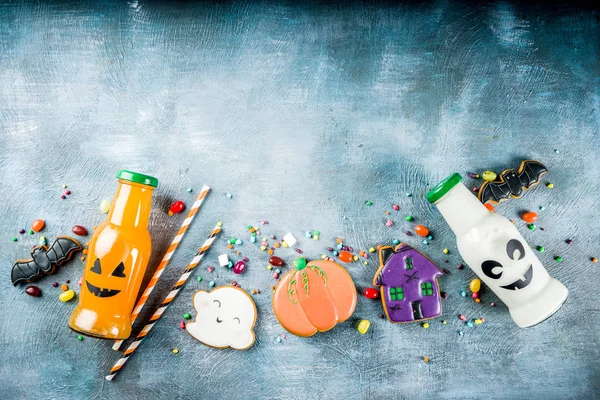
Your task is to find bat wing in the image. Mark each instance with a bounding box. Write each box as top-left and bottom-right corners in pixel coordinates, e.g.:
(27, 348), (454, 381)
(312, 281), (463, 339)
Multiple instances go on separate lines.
(11, 258), (43, 286)
(46, 236), (83, 266)
(518, 160), (548, 189)
(478, 180), (511, 204)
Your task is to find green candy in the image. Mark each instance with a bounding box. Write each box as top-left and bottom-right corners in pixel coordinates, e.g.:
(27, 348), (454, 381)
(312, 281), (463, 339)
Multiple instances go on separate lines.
(554, 256), (563, 262)
(537, 246), (545, 252)
(405, 216), (414, 221)
(197, 276), (202, 282)
(184, 313), (191, 319)
(292, 257), (307, 271)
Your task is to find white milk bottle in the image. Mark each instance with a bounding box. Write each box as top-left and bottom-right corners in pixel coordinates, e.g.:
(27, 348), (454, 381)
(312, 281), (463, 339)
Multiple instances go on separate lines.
(427, 173), (568, 327)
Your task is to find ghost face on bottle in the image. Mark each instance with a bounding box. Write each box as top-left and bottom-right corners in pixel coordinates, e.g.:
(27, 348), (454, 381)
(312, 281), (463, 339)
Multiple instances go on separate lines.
(467, 230), (550, 306)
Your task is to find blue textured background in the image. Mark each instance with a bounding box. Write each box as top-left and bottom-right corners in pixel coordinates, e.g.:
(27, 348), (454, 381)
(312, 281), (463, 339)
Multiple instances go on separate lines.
(1, 1), (599, 399)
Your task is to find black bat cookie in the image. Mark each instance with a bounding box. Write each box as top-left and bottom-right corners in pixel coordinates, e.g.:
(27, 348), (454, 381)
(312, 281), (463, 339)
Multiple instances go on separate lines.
(478, 160), (548, 204)
(11, 236), (83, 286)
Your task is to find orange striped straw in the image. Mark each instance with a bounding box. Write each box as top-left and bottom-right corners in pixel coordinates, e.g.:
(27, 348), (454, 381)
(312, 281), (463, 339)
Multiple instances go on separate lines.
(112, 185), (210, 351)
(106, 224), (222, 381)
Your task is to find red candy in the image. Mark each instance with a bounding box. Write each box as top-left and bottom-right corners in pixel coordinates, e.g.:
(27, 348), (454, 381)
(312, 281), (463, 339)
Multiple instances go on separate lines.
(522, 212), (538, 223)
(484, 203), (495, 212)
(268, 256), (284, 267)
(414, 224), (429, 237)
(71, 225), (88, 236)
(25, 285), (42, 297)
(338, 251), (353, 263)
(363, 288), (379, 299)
(169, 200), (186, 215)
(233, 261), (246, 275)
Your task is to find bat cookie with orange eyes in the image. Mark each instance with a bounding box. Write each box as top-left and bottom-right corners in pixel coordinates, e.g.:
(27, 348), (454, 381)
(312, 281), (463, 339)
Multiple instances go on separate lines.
(11, 236), (83, 285)
(478, 160), (548, 205)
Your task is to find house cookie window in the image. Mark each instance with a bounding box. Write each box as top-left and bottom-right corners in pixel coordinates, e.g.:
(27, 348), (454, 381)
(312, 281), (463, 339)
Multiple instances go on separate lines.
(404, 257), (413, 270)
(389, 287), (404, 301)
(421, 282), (434, 296)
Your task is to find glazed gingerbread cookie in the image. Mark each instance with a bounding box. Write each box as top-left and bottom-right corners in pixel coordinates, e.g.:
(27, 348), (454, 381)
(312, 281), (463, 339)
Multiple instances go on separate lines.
(373, 244), (443, 323)
(272, 257), (357, 337)
(186, 286), (257, 350)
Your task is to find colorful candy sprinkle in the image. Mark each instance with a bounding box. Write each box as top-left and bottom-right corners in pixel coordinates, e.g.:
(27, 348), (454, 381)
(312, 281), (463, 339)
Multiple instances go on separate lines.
(414, 225), (429, 237)
(233, 261), (247, 274)
(405, 215), (414, 221)
(522, 212), (538, 223)
(357, 319), (370, 334)
(100, 199), (111, 214)
(592, 257), (598, 263)
(59, 290), (75, 302)
(25, 286), (41, 297)
(422, 322), (429, 329)
(385, 219), (393, 227)
(338, 251), (353, 263)
(183, 313), (191, 319)
(31, 219), (45, 232)
(484, 203), (494, 212)
(469, 279), (481, 293)
(72, 225), (88, 236)
(269, 256), (284, 267)
(554, 256), (563, 262)
(482, 171), (497, 181)
(546, 183), (554, 188)
(392, 204), (399, 211)
(363, 288), (379, 299)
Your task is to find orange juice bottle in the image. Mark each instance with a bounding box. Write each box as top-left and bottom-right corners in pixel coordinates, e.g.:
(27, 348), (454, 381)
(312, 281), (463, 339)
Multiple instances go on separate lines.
(69, 170), (158, 339)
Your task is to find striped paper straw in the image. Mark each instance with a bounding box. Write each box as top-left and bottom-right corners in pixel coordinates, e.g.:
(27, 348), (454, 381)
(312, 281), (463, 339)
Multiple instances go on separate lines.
(106, 224), (222, 381)
(112, 185), (210, 351)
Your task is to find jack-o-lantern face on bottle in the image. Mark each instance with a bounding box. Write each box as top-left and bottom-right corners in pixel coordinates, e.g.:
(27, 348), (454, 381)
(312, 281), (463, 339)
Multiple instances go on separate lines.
(85, 259), (127, 298)
(481, 239), (533, 291)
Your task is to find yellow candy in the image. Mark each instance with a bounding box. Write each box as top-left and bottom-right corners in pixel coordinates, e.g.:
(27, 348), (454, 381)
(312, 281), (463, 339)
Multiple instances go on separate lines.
(282, 242), (288, 248)
(363, 261), (368, 265)
(547, 183), (554, 188)
(475, 319), (483, 325)
(260, 246), (266, 251)
(321, 254), (327, 259)
(369, 247), (375, 253)
(59, 289), (75, 302)
(99, 199), (111, 214)
(267, 265), (272, 270)
(422, 322), (429, 329)
(353, 255), (359, 261)
(357, 319), (370, 334)
(443, 248), (449, 254)
(313, 235), (319, 240)
(469, 278), (481, 293)
(482, 171), (497, 181)
(217, 221), (222, 227)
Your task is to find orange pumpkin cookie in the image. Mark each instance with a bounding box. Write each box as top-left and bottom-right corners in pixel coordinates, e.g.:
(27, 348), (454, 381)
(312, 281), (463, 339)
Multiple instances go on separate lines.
(272, 257), (357, 337)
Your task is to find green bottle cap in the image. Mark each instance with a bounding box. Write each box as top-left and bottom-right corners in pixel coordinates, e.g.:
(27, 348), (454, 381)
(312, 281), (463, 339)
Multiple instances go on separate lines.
(116, 170), (159, 188)
(426, 173), (462, 204)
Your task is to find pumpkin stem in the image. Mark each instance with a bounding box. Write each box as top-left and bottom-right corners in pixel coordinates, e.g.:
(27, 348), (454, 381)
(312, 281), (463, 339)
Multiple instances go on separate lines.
(292, 257), (307, 271)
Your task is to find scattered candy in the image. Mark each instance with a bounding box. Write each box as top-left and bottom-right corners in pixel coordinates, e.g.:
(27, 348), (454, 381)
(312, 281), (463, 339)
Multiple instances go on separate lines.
(357, 319), (370, 334)
(180, 322), (186, 329)
(405, 215), (414, 221)
(458, 330), (464, 336)
(31, 219), (45, 232)
(60, 284), (68, 291)
(61, 195), (66, 199)
(469, 278), (481, 293)
(71, 225), (88, 236)
(385, 219), (393, 227)
(168, 200), (186, 216)
(472, 292), (479, 299)
(59, 290), (75, 302)
(460, 291), (466, 297)
(78, 335), (83, 340)
(218, 254), (229, 267)
(554, 256), (563, 262)
(184, 313), (191, 319)
(459, 314), (466, 321)
(197, 276), (202, 282)
(528, 224), (536, 231)
(392, 239), (400, 246)
(482, 171), (497, 181)
(443, 248), (449, 254)
(187, 187), (193, 192)
(25, 286), (41, 297)
(363, 288), (379, 299)
(52, 282), (58, 287)
(566, 239), (572, 245)
(484, 203), (495, 212)
(466, 321), (474, 328)
(537, 246), (545, 252)
(392, 204), (399, 210)
(209, 281), (215, 287)
(226, 193), (232, 198)
(474, 319), (483, 325)
(423, 356), (429, 363)
(172, 349), (179, 354)
(12, 237), (17, 242)
(490, 302), (495, 307)
(233, 261), (247, 274)
(546, 183), (554, 188)
(338, 251), (353, 263)
(422, 322), (429, 329)
(365, 201), (372, 206)
(592, 257), (598, 263)
(100, 199), (111, 214)
(269, 256), (284, 267)
(522, 212), (538, 223)
(273, 272), (280, 279)
(456, 263), (464, 269)
(414, 225), (429, 237)
(468, 173), (480, 179)
(283, 233), (297, 247)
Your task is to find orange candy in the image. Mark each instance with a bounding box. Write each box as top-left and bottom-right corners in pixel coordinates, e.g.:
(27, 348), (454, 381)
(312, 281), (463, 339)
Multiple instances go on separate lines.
(522, 212), (538, 223)
(338, 251), (353, 263)
(414, 225), (429, 237)
(31, 219), (45, 232)
(484, 203), (494, 212)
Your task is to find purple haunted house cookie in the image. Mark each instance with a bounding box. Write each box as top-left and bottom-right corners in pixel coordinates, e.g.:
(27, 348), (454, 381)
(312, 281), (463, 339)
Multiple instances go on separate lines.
(372, 244), (443, 323)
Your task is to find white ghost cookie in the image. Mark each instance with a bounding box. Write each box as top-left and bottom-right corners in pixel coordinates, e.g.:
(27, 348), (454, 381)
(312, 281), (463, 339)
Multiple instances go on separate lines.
(186, 286), (257, 350)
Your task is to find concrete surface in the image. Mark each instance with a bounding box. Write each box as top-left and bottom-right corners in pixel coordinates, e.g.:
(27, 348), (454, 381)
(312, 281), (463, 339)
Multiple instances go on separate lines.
(0, 1), (598, 399)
